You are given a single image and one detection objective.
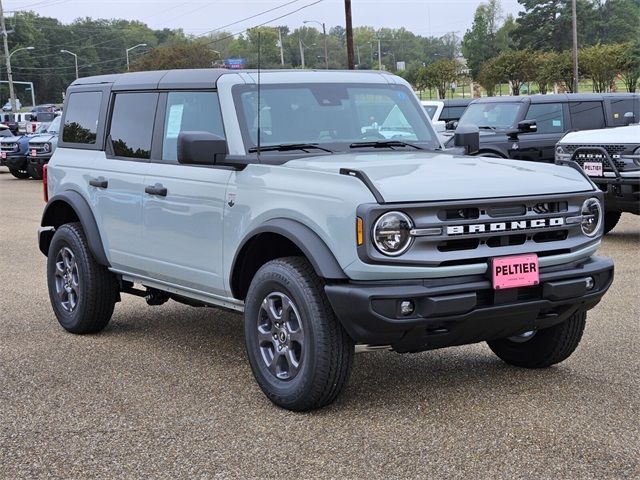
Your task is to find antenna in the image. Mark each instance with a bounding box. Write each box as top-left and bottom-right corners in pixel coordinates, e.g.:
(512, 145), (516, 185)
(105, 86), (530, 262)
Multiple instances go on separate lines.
(256, 30), (262, 161)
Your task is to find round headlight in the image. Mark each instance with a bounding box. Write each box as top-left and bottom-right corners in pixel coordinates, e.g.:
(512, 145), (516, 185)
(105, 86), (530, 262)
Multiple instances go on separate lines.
(43, 143), (51, 152)
(12, 143), (19, 152)
(555, 145), (565, 155)
(373, 211), (413, 256)
(581, 198), (602, 237)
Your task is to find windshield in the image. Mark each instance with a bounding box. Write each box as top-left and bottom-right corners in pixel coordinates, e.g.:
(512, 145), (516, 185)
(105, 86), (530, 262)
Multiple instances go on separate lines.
(422, 105), (437, 119)
(233, 83), (439, 152)
(459, 103), (521, 129)
(46, 116), (61, 134)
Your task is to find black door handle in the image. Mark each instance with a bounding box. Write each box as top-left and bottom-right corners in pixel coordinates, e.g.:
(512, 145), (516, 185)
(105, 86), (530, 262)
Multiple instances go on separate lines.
(145, 183), (167, 197)
(89, 178), (108, 188)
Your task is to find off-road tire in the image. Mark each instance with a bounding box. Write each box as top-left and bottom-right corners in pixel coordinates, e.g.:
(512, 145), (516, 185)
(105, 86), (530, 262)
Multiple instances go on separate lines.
(244, 257), (354, 411)
(9, 167), (30, 179)
(487, 310), (587, 368)
(27, 163), (42, 180)
(603, 210), (621, 235)
(47, 222), (118, 334)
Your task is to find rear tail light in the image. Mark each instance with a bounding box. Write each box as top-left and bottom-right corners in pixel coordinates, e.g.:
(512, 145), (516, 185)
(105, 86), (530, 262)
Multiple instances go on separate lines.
(43, 164), (48, 202)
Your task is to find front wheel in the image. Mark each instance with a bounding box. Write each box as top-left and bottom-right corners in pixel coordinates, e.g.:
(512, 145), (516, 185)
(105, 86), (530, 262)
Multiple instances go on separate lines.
(603, 210), (621, 235)
(487, 310), (586, 368)
(244, 257), (354, 411)
(9, 167), (30, 179)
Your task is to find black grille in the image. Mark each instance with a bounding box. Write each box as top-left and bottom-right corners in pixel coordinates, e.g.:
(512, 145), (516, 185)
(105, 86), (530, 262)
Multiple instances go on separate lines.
(566, 144), (627, 171)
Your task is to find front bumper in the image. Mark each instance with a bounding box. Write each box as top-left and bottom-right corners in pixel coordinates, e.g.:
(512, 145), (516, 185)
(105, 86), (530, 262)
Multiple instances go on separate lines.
(593, 176), (640, 214)
(0, 153), (27, 169)
(27, 154), (52, 171)
(325, 256), (613, 353)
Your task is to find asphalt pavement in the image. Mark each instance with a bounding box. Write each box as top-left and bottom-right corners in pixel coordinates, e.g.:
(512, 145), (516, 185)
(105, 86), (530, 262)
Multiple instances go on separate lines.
(1, 168), (638, 479)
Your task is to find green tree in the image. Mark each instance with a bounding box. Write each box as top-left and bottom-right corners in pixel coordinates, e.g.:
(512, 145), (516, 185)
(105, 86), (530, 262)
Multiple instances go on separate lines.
(616, 40), (640, 92)
(477, 58), (502, 96)
(579, 43), (621, 92)
(530, 51), (562, 94)
(461, 0), (503, 80)
(131, 40), (217, 71)
(416, 59), (461, 99)
(492, 49), (535, 95)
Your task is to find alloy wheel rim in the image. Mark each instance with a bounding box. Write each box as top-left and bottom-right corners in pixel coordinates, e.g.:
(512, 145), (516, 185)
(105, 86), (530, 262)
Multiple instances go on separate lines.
(54, 246), (80, 313)
(257, 292), (304, 381)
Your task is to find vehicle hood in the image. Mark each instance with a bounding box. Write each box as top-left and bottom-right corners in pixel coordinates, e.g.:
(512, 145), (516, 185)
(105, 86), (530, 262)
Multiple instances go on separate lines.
(283, 152), (593, 203)
(444, 128), (508, 146)
(558, 124), (640, 144)
(29, 134), (56, 143)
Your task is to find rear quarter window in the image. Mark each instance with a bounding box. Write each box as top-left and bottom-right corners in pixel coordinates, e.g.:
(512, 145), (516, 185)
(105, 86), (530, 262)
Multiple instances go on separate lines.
(569, 101), (606, 130)
(62, 91), (102, 144)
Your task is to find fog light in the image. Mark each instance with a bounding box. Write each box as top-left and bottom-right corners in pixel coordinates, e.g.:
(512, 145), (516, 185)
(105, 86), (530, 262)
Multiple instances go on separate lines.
(585, 277), (595, 290)
(400, 300), (415, 316)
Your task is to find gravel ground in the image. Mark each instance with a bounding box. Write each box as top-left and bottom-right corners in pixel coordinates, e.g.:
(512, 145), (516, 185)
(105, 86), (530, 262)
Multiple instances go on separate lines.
(1, 169), (639, 479)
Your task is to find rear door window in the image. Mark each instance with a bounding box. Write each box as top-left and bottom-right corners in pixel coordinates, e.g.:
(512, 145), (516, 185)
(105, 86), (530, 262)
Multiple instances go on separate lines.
(108, 92), (158, 160)
(569, 101), (606, 130)
(161, 91), (225, 162)
(62, 91), (102, 144)
(524, 103), (565, 134)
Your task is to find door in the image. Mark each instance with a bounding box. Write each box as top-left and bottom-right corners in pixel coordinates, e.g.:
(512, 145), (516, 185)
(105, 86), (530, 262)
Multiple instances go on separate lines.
(514, 102), (567, 162)
(140, 90), (231, 296)
(90, 91), (158, 275)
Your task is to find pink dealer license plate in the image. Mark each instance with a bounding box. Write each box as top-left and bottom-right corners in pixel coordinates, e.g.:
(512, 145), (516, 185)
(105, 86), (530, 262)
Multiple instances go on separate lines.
(491, 254), (539, 290)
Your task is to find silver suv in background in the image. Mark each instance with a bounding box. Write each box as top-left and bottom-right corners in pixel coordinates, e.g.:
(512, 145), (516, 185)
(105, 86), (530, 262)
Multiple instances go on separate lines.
(39, 69), (613, 411)
(556, 123), (640, 233)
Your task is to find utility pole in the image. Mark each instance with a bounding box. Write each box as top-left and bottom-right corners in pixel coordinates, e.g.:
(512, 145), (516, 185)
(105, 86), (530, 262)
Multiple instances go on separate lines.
(321, 22), (328, 69)
(0, 0), (17, 114)
(377, 37), (382, 70)
(299, 36), (305, 68)
(278, 28), (285, 66)
(345, 0), (354, 69)
(571, 0), (579, 93)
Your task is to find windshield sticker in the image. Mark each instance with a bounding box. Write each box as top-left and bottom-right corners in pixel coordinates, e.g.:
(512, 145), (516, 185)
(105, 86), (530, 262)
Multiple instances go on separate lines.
(166, 104), (184, 139)
(552, 119), (561, 127)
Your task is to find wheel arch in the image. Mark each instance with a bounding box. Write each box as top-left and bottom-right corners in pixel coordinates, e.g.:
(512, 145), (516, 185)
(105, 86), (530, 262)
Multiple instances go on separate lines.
(39, 190), (109, 266)
(476, 148), (507, 158)
(230, 218), (347, 300)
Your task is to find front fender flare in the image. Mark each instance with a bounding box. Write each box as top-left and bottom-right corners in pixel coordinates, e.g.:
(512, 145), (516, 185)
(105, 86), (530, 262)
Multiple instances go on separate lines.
(231, 218), (347, 293)
(39, 190), (109, 266)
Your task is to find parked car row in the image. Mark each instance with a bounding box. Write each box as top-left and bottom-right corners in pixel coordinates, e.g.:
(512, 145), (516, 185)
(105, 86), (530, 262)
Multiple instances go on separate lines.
(0, 115), (60, 179)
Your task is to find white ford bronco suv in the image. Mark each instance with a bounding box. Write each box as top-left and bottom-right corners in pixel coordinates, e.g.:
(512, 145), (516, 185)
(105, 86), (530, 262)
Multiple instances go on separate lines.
(556, 123), (640, 234)
(39, 70), (614, 411)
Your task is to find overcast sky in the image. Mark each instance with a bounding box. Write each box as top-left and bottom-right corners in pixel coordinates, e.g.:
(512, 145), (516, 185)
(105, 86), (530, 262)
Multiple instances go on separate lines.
(5, 0), (523, 38)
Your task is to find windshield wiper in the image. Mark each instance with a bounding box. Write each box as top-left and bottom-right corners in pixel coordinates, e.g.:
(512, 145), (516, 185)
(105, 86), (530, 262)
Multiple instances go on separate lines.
(248, 143), (333, 153)
(349, 140), (423, 150)
(478, 126), (497, 130)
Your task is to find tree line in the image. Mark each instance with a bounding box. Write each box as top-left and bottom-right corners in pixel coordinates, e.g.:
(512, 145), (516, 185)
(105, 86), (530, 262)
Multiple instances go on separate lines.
(1, 0), (638, 104)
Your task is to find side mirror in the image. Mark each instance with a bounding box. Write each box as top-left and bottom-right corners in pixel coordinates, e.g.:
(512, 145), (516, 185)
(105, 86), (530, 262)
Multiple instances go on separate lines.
(517, 119), (537, 133)
(453, 124), (480, 155)
(445, 120), (458, 131)
(177, 131), (227, 165)
(623, 111), (636, 126)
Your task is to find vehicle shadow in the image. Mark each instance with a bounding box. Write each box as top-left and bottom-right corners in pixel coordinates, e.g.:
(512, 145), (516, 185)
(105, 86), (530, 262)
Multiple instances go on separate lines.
(99, 300), (578, 415)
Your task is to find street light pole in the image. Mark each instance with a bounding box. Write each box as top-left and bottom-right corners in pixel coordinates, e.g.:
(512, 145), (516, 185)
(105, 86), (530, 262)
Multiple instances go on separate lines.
(1, 0), (16, 113)
(126, 43), (147, 71)
(5, 46), (35, 111)
(304, 20), (328, 69)
(60, 49), (78, 79)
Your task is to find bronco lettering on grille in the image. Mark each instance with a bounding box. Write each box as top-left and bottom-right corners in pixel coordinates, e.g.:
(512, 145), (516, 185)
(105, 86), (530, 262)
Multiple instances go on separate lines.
(446, 217), (565, 235)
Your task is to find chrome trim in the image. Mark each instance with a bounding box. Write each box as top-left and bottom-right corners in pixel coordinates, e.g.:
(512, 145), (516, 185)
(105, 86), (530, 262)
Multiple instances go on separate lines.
(410, 227), (443, 237)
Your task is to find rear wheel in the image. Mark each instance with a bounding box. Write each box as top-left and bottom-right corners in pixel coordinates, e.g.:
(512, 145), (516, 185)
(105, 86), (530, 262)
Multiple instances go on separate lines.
(603, 210), (621, 234)
(487, 310), (586, 368)
(9, 167), (30, 179)
(244, 257), (354, 411)
(47, 222), (118, 334)
(27, 163), (42, 180)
